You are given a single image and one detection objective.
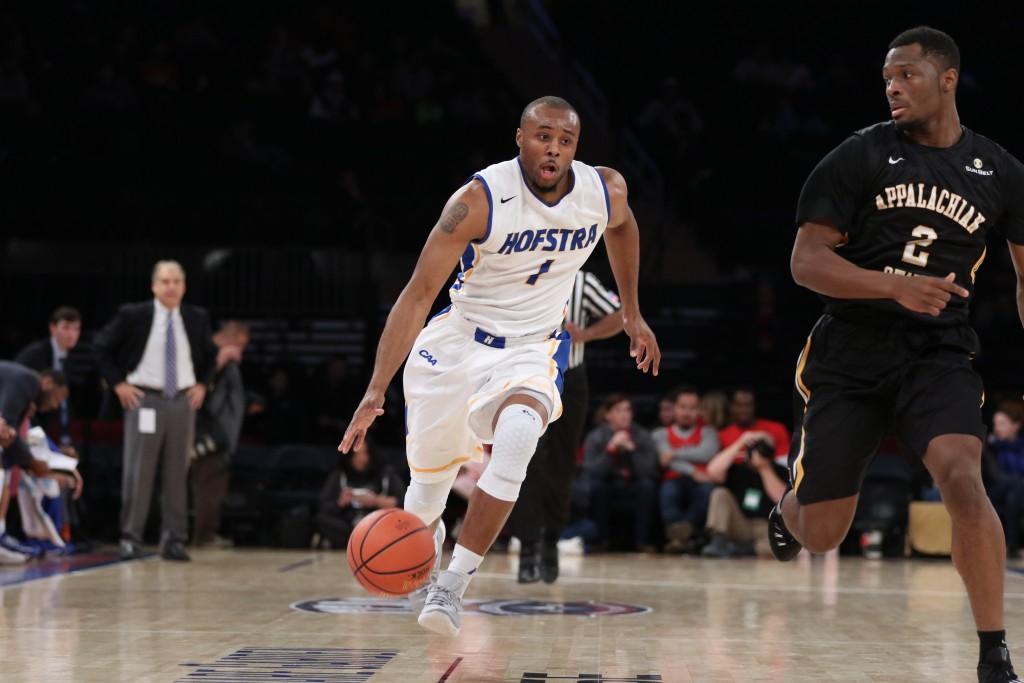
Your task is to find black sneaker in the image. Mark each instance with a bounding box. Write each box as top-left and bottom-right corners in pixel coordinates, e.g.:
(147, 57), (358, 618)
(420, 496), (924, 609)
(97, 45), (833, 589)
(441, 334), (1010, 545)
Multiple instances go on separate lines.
(979, 645), (1023, 682)
(518, 544), (540, 584)
(540, 543), (559, 584)
(767, 492), (802, 562)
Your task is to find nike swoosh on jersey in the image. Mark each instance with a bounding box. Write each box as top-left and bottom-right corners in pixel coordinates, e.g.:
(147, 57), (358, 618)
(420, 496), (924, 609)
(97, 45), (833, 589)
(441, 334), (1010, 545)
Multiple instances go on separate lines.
(500, 195), (516, 203)
(888, 156), (905, 164)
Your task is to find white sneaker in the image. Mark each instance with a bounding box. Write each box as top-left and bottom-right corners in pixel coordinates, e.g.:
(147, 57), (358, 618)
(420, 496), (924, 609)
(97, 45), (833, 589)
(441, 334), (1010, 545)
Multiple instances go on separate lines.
(417, 570), (466, 636)
(557, 536), (585, 555)
(0, 545), (29, 564)
(409, 519), (445, 616)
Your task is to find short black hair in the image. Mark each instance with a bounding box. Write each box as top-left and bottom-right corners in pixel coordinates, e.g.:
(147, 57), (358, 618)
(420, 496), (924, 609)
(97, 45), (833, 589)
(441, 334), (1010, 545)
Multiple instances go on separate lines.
(50, 306), (81, 324)
(520, 96), (578, 128)
(40, 368), (68, 386)
(889, 26), (960, 73)
(671, 384), (700, 401)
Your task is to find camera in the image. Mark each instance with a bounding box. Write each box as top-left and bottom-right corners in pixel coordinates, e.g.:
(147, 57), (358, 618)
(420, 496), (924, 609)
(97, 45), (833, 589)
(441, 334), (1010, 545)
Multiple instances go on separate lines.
(747, 439), (774, 461)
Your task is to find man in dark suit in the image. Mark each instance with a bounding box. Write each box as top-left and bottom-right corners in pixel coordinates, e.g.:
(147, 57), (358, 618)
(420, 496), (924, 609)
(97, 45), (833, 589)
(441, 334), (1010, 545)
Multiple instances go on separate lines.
(92, 259), (216, 562)
(14, 306), (88, 551)
(14, 306), (83, 448)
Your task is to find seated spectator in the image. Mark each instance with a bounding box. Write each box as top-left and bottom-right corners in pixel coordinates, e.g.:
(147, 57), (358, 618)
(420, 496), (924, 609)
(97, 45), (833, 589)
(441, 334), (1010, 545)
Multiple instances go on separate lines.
(579, 393), (658, 552)
(699, 389), (729, 430)
(701, 432), (790, 558)
(313, 436), (406, 550)
(984, 400), (1024, 558)
(654, 391), (675, 430)
(717, 386), (791, 465)
(653, 384), (719, 553)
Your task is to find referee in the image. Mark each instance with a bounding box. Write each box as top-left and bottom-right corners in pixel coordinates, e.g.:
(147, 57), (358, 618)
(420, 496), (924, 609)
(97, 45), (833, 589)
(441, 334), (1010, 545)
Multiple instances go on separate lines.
(508, 269), (624, 583)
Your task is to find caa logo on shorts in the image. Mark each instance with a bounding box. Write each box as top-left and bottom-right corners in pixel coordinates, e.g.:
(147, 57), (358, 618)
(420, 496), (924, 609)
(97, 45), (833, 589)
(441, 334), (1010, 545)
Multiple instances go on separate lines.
(419, 349), (438, 366)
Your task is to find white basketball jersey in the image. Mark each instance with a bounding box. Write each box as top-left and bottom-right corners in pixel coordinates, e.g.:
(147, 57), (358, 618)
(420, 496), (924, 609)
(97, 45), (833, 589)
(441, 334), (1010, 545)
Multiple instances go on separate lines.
(448, 158), (610, 338)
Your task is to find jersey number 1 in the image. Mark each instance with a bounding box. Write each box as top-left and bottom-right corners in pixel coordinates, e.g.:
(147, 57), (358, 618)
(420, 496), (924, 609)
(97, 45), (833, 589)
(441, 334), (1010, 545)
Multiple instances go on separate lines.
(526, 259), (554, 285)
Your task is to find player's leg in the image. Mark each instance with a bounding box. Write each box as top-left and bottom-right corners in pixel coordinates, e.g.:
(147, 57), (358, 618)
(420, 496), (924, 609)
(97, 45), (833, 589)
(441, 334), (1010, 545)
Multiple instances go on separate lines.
(450, 393), (549, 557)
(539, 366), (587, 580)
(405, 471), (458, 616)
(771, 316), (888, 559)
(506, 435), (546, 583)
(898, 345), (1018, 682)
(926, 434), (1004, 621)
(419, 331), (567, 635)
(401, 315), (481, 617)
(419, 393), (549, 635)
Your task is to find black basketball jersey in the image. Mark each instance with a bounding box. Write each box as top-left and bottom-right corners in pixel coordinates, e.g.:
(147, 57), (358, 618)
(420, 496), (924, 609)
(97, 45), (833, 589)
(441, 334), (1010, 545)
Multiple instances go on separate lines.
(796, 121), (1024, 325)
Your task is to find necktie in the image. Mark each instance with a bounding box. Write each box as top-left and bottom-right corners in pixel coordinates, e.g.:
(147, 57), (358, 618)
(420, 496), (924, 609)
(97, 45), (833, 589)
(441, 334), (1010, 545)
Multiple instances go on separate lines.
(56, 355), (70, 443)
(164, 314), (178, 398)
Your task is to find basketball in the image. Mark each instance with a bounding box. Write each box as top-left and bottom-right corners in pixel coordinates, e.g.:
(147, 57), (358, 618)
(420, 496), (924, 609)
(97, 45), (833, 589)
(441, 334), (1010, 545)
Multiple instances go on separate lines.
(347, 508), (436, 598)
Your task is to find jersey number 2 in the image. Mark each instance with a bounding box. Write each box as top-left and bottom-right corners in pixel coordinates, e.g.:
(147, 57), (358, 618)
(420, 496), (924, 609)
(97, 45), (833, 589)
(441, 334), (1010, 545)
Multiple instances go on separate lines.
(901, 225), (937, 267)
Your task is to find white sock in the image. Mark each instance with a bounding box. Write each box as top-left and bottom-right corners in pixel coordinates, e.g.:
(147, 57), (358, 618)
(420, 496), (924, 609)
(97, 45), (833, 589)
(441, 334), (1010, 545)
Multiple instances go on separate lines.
(447, 544), (484, 597)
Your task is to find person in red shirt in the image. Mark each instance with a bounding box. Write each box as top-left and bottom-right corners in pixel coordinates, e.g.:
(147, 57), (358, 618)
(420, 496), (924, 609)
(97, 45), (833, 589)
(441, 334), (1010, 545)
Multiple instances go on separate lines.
(652, 385), (720, 553)
(699, 386), (792, 557)
(717, 386), (791, 465)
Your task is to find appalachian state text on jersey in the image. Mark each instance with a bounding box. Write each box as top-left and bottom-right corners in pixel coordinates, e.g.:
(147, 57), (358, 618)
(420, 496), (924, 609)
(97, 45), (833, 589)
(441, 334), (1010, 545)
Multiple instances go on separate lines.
(796, 121), (1024, 325)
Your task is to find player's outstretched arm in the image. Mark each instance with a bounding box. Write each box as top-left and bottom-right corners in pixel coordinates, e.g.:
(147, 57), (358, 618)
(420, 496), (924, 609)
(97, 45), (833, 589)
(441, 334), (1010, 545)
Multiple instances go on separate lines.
(597, 166), (660, 376)
(340, 181), (489, 453)
(792, 220), (968, 316)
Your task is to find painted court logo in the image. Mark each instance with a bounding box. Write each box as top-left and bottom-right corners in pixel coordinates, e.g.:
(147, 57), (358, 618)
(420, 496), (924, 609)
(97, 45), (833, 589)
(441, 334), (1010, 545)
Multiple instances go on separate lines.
(292, 597), (650, 617)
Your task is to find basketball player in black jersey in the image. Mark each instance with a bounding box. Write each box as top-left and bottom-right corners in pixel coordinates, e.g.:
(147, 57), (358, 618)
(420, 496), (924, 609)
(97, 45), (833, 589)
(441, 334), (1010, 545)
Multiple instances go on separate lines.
(767, 26), (1024, 683)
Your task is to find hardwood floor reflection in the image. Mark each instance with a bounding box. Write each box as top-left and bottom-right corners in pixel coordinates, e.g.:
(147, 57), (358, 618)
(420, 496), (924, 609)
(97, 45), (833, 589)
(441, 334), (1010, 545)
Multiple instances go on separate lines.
(2, 545), (1022, 682)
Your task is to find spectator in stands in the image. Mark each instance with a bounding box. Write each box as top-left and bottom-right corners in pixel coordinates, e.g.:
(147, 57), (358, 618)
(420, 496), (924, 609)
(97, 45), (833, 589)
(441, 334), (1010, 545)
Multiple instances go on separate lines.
(985, 400), (1024, 558)
(699, 389), (730, 430)
(92, 259), (216, 562)
(580, 393), (659, 552)
(314, 436), (405, 549)
(718, 386), (791, 465)
(701, 429), (790, 557)
(653, 384), (719, 553)
(654, 391), (675, 431)
(190, 320), (251, 549)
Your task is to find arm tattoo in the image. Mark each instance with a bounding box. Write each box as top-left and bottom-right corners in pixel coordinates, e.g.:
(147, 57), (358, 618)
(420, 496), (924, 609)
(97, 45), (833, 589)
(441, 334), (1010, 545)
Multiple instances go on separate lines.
(440, 202), (469, 234)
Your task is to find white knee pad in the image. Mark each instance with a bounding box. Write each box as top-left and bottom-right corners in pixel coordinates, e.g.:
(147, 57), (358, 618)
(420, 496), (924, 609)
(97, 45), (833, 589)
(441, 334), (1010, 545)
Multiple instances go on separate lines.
(477, 405), (543, 502)
(404, 474), (457, 527)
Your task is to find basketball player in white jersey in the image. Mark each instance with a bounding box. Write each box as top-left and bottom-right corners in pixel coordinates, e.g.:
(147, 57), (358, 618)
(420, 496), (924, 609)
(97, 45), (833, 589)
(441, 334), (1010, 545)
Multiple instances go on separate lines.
(339, 95), (660, 636)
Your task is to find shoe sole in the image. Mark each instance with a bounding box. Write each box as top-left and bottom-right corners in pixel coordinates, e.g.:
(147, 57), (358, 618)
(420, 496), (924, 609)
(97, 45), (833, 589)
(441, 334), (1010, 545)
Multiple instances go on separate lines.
(418, 609), (460, 636)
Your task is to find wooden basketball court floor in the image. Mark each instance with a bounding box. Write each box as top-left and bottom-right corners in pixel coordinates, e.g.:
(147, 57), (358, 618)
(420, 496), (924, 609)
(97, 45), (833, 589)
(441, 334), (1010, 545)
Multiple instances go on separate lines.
(3, 546), (1024, 682)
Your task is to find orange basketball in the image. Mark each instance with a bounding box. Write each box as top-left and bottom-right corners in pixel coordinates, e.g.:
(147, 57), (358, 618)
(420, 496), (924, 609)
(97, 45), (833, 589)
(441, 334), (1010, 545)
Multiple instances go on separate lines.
(347, 508), (435, 597)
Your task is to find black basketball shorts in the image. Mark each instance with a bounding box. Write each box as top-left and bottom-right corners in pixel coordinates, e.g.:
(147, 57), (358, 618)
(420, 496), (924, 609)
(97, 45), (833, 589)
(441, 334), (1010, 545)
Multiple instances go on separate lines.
(789, 313), (985, 505)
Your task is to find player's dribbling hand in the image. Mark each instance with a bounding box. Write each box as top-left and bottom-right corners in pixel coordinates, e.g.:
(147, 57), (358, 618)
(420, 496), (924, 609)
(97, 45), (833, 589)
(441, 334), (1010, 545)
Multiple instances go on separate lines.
(339, 393), (385, 453)
(893, 272), (969, 316)
(624, 316), (660, 376)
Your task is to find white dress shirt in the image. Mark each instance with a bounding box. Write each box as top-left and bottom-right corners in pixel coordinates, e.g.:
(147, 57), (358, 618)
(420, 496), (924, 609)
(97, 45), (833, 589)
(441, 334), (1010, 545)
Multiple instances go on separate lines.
(126, 300), (197, 390)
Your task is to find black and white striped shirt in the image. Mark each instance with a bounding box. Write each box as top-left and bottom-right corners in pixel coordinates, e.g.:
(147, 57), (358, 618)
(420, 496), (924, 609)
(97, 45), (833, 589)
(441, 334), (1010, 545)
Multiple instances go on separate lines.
(563, 270), (621, 369)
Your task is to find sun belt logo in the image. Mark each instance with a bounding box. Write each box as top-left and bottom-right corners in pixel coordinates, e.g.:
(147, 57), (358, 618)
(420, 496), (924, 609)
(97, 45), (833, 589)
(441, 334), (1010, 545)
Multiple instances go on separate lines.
(966, 157), (994, 176)
(418, 349), (437, 366)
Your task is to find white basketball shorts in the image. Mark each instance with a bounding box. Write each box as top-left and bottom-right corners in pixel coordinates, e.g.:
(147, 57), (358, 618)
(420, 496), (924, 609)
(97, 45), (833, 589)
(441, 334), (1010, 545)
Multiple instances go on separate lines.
(402, 307), (571, 484)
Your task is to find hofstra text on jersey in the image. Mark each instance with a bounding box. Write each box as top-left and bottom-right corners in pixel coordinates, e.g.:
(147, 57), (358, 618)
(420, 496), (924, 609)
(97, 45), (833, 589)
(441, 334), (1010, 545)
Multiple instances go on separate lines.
(497, 225), (599, 255)
(874, 184), (986, 234)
